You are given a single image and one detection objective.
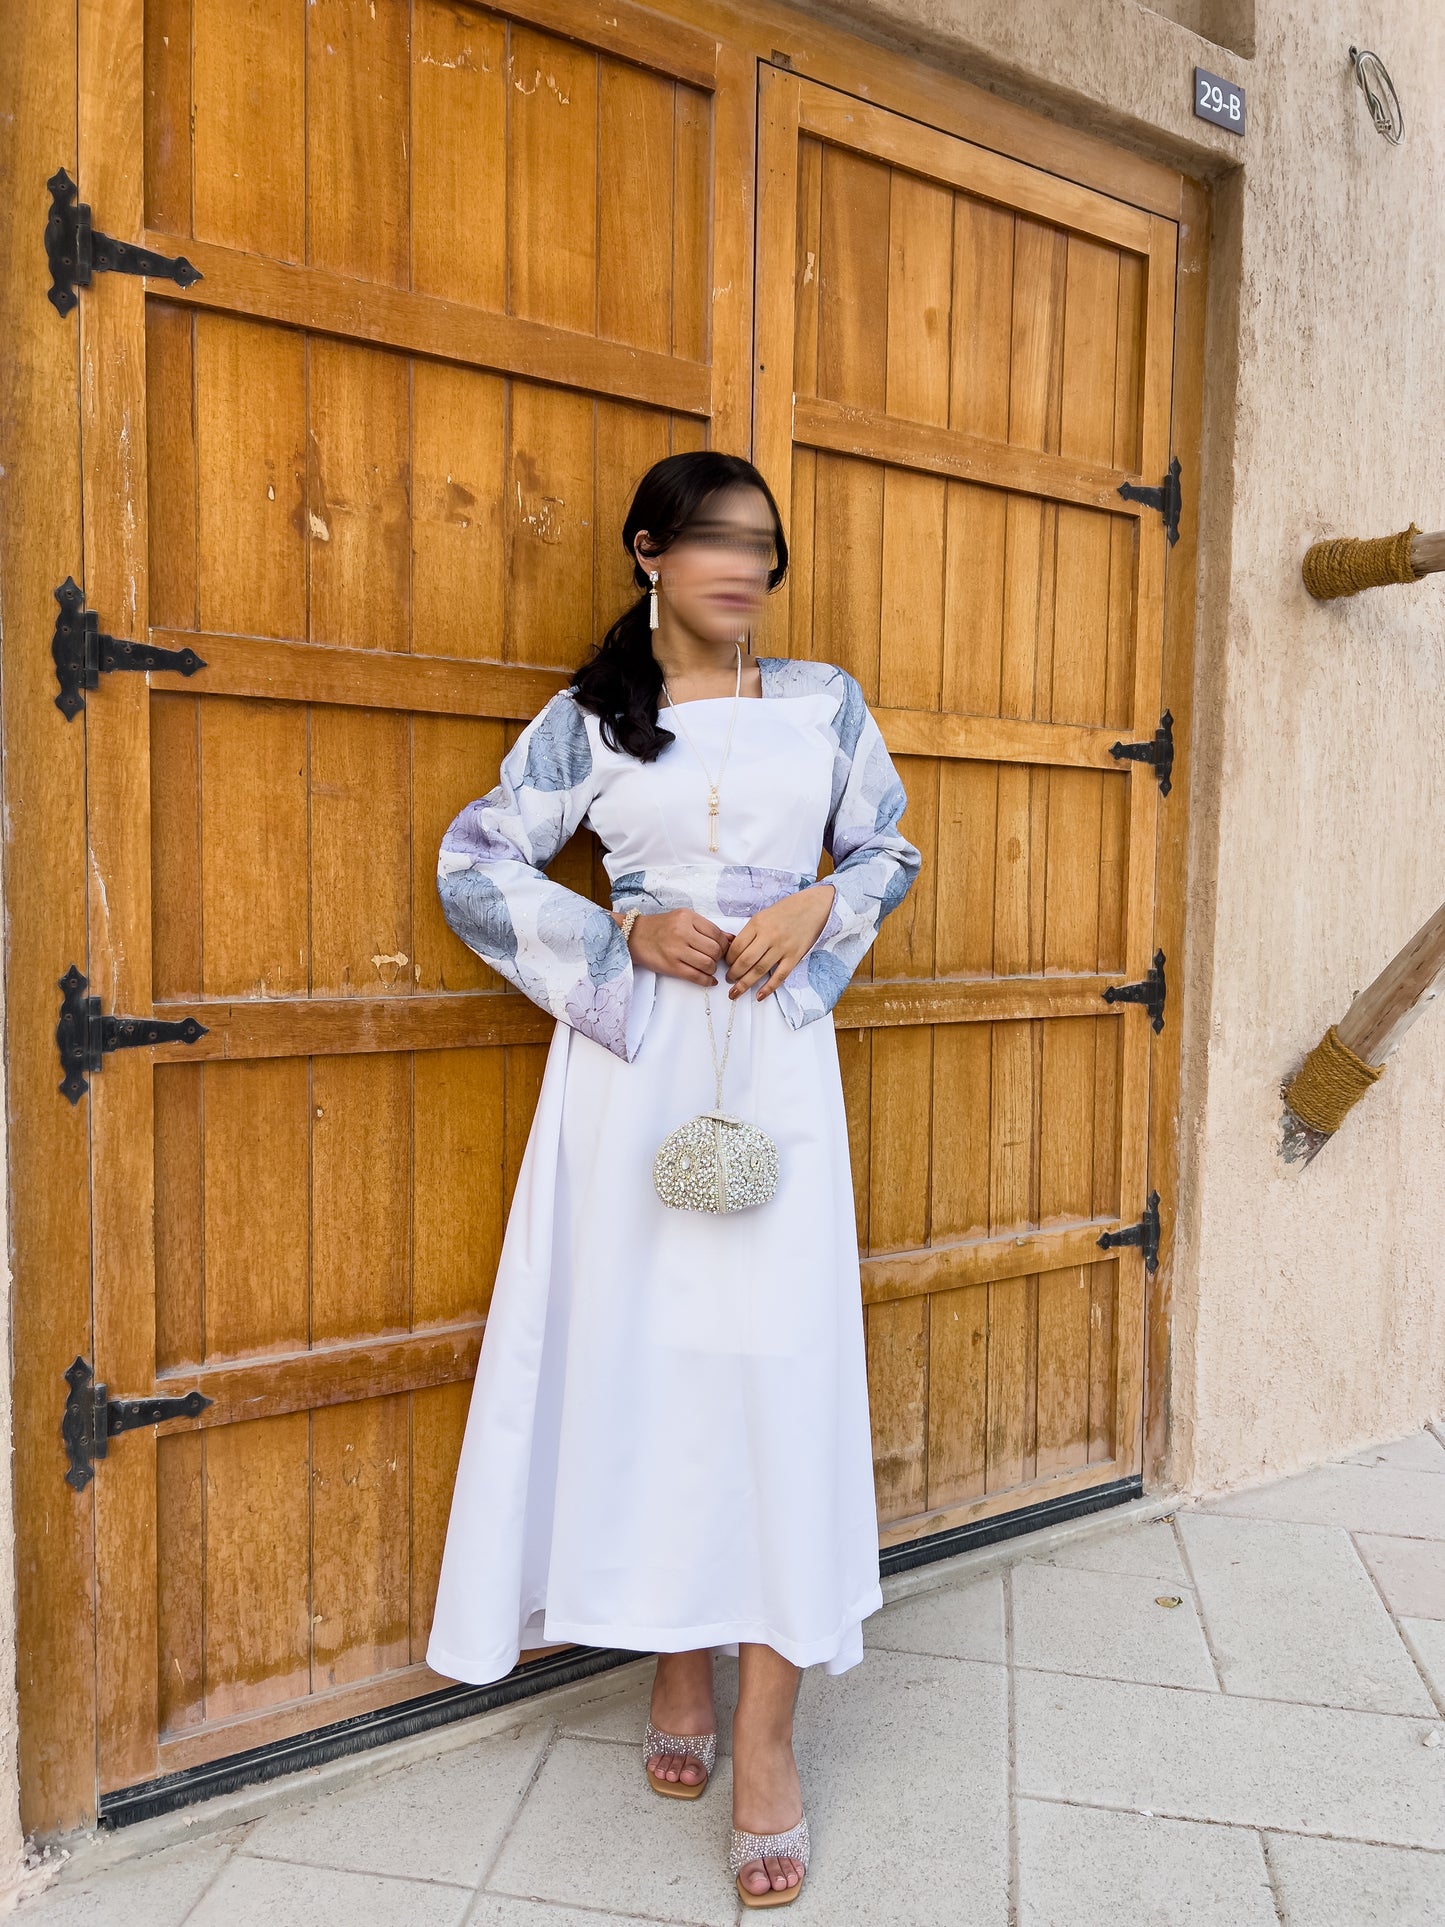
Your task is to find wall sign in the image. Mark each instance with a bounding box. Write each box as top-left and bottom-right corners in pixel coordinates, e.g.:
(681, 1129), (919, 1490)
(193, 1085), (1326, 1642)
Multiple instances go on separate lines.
(1194, 67), (1246, 134)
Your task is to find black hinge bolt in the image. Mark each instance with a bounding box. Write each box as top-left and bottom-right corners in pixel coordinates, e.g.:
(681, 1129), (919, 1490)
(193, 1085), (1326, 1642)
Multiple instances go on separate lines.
(1118, 456), (1182, 545)
(56, 965), (207, 1104)
(1097, 1191), (1162, 1274)
(1110, 711), (1175, 796)
(1103, 950), (1167, 1033)
(62, 1357), (211, 1491)
(52, 578), (205, 719)
(46, 168), (201, 316)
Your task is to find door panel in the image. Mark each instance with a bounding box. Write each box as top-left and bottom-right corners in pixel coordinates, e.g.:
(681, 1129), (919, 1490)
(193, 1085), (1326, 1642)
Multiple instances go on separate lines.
(79, 0), (749, 1792)
(756, 67), (1175, 1547)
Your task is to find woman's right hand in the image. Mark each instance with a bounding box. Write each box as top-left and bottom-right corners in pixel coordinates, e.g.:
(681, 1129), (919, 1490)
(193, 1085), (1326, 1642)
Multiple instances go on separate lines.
(616, 908), (730, 987)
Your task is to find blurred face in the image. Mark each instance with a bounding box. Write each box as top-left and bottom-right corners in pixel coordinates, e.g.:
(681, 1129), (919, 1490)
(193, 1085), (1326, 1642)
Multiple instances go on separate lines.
(634, 485), (776, 644)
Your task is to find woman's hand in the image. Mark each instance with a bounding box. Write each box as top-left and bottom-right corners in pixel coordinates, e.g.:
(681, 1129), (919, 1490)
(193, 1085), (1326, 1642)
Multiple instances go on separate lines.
(611, 907), (731, 988)
(721, 883), (836, 1002)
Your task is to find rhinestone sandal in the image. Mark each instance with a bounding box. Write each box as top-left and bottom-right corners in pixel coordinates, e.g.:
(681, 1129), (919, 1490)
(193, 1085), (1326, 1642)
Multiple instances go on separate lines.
(643, 1718), (716, 1800)
(729, 1813), (811, 1909)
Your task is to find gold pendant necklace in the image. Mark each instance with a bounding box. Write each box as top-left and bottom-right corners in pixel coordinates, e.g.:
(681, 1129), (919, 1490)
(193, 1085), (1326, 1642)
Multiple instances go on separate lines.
(660, 641), (743, 855)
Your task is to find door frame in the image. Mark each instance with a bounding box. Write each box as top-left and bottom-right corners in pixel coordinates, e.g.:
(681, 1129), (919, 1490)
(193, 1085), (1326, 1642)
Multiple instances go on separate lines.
(2, 0), (1209, 1838)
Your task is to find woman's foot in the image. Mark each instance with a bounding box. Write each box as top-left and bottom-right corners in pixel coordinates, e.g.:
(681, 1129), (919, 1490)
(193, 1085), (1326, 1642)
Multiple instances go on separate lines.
(732, 1645), (805, 1897)
(648, 1649), (716, 1789)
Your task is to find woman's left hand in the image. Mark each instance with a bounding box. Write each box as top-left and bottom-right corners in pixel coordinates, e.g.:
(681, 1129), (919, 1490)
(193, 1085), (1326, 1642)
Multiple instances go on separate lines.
(722, 882), (836, 1001)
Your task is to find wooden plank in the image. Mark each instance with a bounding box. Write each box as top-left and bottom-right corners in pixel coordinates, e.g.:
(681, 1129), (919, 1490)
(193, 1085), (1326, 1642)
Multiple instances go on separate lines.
(708, 42), (755, 451)
(411, 1), (507, 309)
(597, 59), (675, 353)
(306, 340), (412, 653)
(192, 0), (305, 260)
(797, 77), (1156, 255)
(875, 707), (1126, 771)
(141, 233), (713, 416)
(876, 1456), (1126, 1550)
(149, 632), (567, 719)
(310, 1396), (411, 1689)
(310, 1056), (412, 1341)
(148, 975), (1136, 1061)
(306, 0), (410, 288)
(508, 25), (599, 331)
(752, 63), (802, 651)
(156, 1324), (486, 1430)
(151, 1655), (520, 1776)
(2, 0), (97, 1837)
(501, 0), (718, 91)
(1145, 178), (1208, 1486)
(80, 0), (163, 1798)
(860, 1219), (1125, 1306)
(866, 1298), (928, 1523)
(201, 1415), (312, 1721)
(794, 396), (1141, 518)
(202, 1060), (310, 1359)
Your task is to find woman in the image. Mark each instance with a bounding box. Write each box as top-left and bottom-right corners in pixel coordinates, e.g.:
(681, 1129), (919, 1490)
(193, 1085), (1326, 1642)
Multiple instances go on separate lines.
(426, 451), (921, 1908)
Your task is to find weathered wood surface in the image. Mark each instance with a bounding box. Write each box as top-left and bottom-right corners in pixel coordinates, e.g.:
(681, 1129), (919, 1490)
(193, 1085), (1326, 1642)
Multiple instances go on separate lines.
(1282, 897), (1445, 1164)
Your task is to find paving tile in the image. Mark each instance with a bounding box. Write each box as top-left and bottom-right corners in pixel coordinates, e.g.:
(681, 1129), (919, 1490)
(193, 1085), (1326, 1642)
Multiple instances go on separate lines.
(1345, 1432), (1445, 1474)
(865, 1574), (1005, 1663)
(487, 1737), (737, 1926)
(1178, 1513), (1437, 1714)
(241, 1718), (551, 1886)
(1017, 1799), (1276, 1926)
(467, 1899), (684, 1927)
(14, 1839), (234, 1926)
(1200, 1464), (1445, 1539)
(1265, 1831), (1445, 1926)
(1400, 1617), (1445, 1705)
(791, 1648), (1009, 1926)
(189, 1855), (469, 1927)
(1015, 1669), (1445, 1846)
(1039, 1516), (1190, 1587)
(1357, 1533), (1445, 1619)
(1011, 1560), (1217, 1690)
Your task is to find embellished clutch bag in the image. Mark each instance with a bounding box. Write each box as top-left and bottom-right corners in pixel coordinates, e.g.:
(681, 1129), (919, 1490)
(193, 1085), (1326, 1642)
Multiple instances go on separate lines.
(653, 1109), (779, 1213)
(652, 984), (779, 1214)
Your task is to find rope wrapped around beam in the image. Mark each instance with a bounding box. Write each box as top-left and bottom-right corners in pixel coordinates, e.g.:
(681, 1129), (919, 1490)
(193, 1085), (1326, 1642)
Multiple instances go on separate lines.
(1284, 1025), (1384, 1135)
(1302, 524), (1422, 599)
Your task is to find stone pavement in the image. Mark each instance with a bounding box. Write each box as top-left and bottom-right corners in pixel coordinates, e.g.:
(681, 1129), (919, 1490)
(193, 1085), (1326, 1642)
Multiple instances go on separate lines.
(18, 1426), (1445, 1926)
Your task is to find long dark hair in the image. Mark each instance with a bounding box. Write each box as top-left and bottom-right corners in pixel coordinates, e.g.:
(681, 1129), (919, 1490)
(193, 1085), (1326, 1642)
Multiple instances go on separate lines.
(569, 452), (788, 761)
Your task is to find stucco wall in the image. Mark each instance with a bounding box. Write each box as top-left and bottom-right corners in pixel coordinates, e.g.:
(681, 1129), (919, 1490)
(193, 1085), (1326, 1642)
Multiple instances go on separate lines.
(828, 0), (1445, 1493)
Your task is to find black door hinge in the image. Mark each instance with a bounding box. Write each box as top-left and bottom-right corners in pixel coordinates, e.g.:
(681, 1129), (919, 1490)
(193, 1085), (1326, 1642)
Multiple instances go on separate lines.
(56, 965), (207, 1104)
(62, 1356), (211, 1491)
(45, 167), (202, 317)
(1110, 710), (1174, 796)
(1103, 950), (1167, 1033)
(1118, 456), (1182, 545)
(1097, 1191), (1161, 1273)
(53, 578), (207, 719)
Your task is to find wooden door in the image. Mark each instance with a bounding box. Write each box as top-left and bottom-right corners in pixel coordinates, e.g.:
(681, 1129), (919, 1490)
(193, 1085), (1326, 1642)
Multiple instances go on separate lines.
(34, 0), (751, 1814)
(755, 68), (1178, 1549)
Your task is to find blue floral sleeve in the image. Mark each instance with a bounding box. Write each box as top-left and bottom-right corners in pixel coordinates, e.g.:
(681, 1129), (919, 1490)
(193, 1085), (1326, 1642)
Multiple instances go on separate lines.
(437, 691), (655, 1062)
(770, 666), (922, 1029)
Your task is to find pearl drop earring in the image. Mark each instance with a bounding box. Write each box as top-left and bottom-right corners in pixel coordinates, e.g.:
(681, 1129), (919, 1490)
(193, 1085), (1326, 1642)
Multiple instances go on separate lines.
(648, 571), (660, 630)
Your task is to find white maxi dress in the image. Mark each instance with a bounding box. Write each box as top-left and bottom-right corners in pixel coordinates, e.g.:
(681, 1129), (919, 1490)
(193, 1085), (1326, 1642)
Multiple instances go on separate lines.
(425, 655), (921, 1685)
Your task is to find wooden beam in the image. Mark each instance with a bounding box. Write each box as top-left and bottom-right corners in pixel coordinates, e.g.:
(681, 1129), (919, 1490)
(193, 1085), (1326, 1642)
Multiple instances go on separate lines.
(144, 234), (713, 417)
(1282, 897), (1445, 1161)
(1337, 898), (1445, 1065)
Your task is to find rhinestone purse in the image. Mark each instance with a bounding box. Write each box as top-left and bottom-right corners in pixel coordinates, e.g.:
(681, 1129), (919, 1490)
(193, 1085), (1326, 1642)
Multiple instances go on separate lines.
(652, 984), (779, 1214)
